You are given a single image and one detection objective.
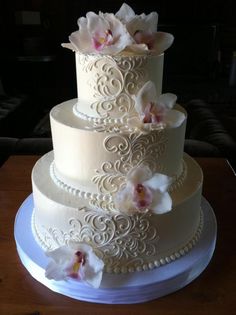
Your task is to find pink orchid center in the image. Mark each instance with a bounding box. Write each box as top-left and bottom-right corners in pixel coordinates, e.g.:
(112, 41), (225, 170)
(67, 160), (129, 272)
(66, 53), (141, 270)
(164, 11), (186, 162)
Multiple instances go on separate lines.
(92, 29), (113, 51)
(68, 251), (86, 279)
(143, 102), (165, 123)
(134, 30), (155, 50)
(133, 183), (153, 210)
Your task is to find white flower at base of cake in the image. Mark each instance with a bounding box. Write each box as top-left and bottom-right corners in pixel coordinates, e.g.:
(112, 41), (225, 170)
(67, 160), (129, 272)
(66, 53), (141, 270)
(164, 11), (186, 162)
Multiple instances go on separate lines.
(31, 3), (203, 288)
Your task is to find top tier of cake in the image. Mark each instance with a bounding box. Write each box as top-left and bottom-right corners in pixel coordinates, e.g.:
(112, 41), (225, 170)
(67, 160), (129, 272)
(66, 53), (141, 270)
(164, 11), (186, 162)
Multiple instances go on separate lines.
(74, 53), (164, 125)
(62, 2), (174, 128)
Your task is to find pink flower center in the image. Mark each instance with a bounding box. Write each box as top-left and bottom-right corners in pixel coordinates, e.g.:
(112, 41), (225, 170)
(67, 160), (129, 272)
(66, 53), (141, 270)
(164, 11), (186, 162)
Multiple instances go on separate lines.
(133, 183), (153, 210)
(93, 29), (113, 51)
(143, 102), (164, 124)
(134, 30), (155, 50)
(68, 251), (86, 279)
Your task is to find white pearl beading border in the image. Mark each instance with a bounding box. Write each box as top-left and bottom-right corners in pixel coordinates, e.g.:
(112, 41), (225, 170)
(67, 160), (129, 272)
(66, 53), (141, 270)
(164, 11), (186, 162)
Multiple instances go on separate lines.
(50, 160), (187, 210)
(73, 105), (166, 133)
(73, 104), (125, 126)
(50, 162), (113, 204)
(106, 209), (204, 274)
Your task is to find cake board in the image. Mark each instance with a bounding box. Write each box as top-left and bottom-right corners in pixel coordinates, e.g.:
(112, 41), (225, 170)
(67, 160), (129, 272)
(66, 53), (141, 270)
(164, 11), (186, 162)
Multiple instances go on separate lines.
(14, 194), (217, 304)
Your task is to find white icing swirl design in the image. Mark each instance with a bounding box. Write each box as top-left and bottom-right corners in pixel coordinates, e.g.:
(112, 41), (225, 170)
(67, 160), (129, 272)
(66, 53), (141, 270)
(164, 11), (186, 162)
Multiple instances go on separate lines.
(32, 208), (203, 274)
(92, 130), (167, 194)
(50, 158), (187, 213)
(76, 53), (160, 122)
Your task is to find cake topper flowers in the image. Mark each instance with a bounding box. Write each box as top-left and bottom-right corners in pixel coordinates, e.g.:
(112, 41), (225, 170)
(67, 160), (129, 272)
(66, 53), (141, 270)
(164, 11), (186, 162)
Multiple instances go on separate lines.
(128, 81), (185, 130)
(62, 11), (134, 55)
(115, 164), (172, 215)
(62, 3), (174, 55)
(45, 242), (104, 288)
(116, 3), (174, 55)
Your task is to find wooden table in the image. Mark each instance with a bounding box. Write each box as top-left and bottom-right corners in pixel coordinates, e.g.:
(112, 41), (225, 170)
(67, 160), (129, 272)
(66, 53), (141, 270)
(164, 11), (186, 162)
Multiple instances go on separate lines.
(0, 156), (235, 315)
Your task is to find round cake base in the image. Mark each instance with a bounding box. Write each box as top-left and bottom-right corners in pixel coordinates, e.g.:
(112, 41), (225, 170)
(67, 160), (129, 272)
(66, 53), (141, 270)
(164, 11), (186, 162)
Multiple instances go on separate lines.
(14, 194), (216, 304)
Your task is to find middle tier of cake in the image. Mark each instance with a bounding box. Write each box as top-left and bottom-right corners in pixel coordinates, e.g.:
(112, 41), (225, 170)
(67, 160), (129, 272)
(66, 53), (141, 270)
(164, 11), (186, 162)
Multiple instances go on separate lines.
(50, 99), (187, 212)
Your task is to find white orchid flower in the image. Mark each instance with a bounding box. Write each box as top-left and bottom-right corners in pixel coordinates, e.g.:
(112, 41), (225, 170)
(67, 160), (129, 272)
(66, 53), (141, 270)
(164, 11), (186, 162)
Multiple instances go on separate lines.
(62, 11), (134, 55)
(132, 31), (174, 55)
(115, 3), (136, 23)
(45, 242), (104, 288)
(116, 3), (174, 54)
(129, 81), (185, 129)
(115, 164), (172, 215)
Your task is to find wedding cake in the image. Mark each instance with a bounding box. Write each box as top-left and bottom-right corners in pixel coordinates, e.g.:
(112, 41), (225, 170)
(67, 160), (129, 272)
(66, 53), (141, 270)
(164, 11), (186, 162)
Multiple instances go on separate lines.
(31, 3), (203, 288)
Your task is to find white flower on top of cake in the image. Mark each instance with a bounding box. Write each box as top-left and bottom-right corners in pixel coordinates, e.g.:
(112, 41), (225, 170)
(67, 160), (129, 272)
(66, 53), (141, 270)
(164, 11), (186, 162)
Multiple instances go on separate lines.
(62, 3), (174, 55)
(62, 10), (134, 55)
(128, 81), (185, 130)
(115, 3), (174, 54)
(115, 164), (172, 215)
(45, 242), (104, 288)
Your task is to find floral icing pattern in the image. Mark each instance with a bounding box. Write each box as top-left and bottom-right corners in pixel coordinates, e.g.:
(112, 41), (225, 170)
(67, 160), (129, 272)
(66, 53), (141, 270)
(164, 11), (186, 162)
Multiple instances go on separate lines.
(32, 208), (204, 274)
(92, 130), (167, 196)
(34, 209), (160, 272)
(76, 53), (149, 121)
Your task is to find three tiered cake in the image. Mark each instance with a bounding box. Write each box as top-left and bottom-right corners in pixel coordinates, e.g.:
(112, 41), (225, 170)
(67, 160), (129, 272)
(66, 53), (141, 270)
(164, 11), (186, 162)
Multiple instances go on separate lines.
(31, 3), (204, 289)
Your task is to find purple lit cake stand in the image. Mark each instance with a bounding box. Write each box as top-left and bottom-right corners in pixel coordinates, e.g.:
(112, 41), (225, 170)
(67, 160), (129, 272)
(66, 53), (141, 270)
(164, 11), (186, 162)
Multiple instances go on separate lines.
(14, 194), (216, 304)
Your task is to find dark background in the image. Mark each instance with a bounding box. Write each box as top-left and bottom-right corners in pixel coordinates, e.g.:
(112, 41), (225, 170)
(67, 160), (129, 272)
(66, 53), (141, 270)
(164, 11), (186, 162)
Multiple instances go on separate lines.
(0, 0), (236, 164)
(1, 0), (236, 104)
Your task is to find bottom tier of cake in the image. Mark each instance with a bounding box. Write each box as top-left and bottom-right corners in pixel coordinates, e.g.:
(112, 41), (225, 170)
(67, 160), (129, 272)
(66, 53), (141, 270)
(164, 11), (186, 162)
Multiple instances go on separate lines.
(32, 152), (203, 274)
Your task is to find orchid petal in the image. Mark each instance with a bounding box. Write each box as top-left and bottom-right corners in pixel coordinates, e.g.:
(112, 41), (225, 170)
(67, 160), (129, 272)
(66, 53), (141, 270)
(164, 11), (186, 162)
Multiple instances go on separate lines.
(114, 185), (135, 215)
(152, 191), (172, 214)
(115, 3), (135, 23)
(143, 12), (159, 32)
(84, 269), (103, 288)
(45, 243), (104, 288)
(77, 16), (88, 29)
(45, 260), (67, 280)
(164, 109), (186, 128)
(136, 81), (157, 115)
(127, 116), (143, 129)
(133, 31), (154, 47)
(144, 173), (172, 192)
(127, 164), (152, 184)
(46, 246), (73, 263)
(125, 43), (149, 54)
(45, 246), (74, 280)
(157, 93), (177, 110)
(152, 32), (174, 55)
(87, 11), (109, 34)
(100, 14), (134, 54)
(82, 249), (104, 288)
(61, 43), (76, 51)
(69, 30), (93, 53)
(126, 12), (158, 37)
